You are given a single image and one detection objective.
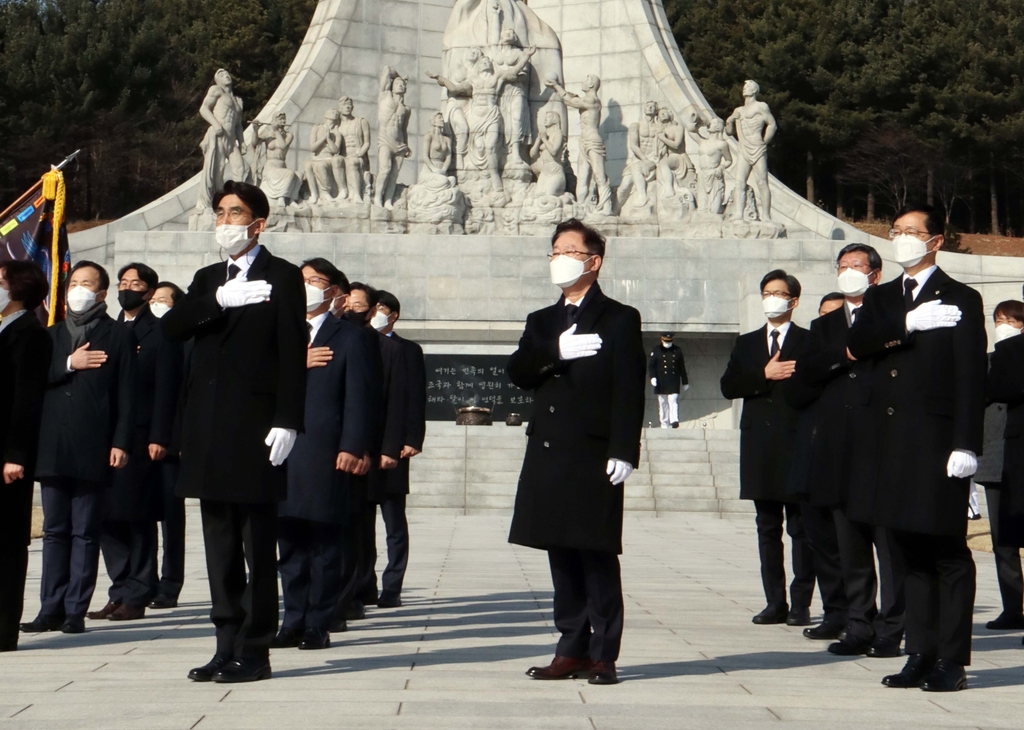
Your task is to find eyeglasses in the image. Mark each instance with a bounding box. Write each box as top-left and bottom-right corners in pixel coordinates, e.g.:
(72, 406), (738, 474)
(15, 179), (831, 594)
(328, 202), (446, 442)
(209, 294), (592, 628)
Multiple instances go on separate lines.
(215, 206), (256, 225)
(547, 250), (592, 261)
(888, 228), (934, 240)
(118, 278), (149, 292)
(836, 262), (873, 273)
(304, 276), (331, 288)
(761, 290), (792, 300)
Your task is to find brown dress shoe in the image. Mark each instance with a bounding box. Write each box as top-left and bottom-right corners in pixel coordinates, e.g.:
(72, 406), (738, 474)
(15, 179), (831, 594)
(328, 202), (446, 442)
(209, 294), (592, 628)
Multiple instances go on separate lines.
(108, 604), (146, 621)
(526, 655), (590, 680)
(588, 661), (618, 685)
(86, 601), (121, 620)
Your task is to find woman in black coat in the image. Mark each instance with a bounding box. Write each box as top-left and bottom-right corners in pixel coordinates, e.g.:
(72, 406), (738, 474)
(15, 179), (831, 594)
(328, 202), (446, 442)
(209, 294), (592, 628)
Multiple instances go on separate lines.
(0, 260), (53, 651)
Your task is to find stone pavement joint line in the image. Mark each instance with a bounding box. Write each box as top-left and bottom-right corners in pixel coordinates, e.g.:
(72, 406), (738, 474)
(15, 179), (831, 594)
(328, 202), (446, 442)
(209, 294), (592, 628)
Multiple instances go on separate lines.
(2, 511), (1022, 729)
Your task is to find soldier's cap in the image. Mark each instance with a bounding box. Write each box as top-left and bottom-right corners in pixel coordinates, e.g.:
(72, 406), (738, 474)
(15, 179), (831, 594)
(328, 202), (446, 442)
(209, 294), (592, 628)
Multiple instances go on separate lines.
(660, 332), (674, 340)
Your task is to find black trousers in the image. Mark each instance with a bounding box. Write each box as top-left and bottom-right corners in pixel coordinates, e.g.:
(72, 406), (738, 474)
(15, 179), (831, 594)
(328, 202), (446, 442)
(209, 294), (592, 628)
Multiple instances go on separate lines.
(157, 459), (186, 599)
(983, 486), (1024, 616)
(199, 500), (278, 659)
(278, 517), (342, 633)
(380, 494), (409, 596)
(336, 475), (369, 615)
(753, 499), (815, 609)
(100, 520), (158, 608)
(834, 508), (905, 644)
(548, 548), (623, 663)
(801, 503), (849, 619)
(39, 478), (104, 618)
(892, 529), (976, 665)
(0, 479), (33, 649)
(358, 501), (380, 603)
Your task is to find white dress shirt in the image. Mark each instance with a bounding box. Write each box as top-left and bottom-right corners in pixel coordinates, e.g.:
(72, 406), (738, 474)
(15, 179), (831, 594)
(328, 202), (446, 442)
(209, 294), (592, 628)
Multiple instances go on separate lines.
(306, 311), (329, 343)
(766, 320), (792, 355)
(0, 308), (27, 337)
(227, 243), (263, 281)
(902, 264), (937, 301)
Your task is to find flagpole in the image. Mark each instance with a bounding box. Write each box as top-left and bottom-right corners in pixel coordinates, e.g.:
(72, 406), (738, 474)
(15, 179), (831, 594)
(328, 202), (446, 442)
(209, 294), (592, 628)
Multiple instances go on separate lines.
(0, 181), (42, 223)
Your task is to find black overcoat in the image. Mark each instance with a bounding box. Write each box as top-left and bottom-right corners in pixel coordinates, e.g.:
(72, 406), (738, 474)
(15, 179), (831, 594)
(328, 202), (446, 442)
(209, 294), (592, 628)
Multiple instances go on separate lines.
(280, 315), (371, 523)
(648, 344), (688, 394)
(983, 335), (1024, 547)
(507, 284), (646, 555)
(36, 315), (137, 485)
(367, 331), (408, 503)
(847, 268), (986, 536)
(720, 323), (809, 502)
(377, 331), (426, 497)
(161, 247), (307, 504)
(106, 306), (184, 521)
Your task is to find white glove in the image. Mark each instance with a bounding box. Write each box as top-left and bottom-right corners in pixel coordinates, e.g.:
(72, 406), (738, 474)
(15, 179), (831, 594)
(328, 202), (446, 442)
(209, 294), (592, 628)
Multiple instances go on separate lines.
(606, 458), (633, 486)
(651, 377), (657, 386)
(906, 300), (961, 333)
(559, 323), (602, 360)
(683, 384), (690, 391)
(946, 449), (978, 479)
(265, 427), (297, 466)
(217, 278), (273, 309)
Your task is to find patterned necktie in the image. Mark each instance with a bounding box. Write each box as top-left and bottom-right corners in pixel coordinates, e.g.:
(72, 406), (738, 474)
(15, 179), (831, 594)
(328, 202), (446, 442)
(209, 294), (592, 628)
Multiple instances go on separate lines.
(770, 329), (780, 357)
(904, 278), (918, 311)
(227, 264), (241, 281)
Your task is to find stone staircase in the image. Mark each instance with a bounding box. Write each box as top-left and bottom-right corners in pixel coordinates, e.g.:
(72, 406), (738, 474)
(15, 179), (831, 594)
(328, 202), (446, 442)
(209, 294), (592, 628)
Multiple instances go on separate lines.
(408, 422), (746, 516)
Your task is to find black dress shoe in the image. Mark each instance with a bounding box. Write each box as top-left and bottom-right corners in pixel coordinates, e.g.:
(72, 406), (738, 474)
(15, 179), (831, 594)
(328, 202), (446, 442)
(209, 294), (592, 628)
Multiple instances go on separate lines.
(986, 612), (1024, 630)
(19, 614), (65, 633)
(330, 617), (348, 633)
(921, 659), (967, 692)
(751, 604), (788, 625)
(188, 653), (233, 682)
(803, 621), (845, 640)
(298, 628), (331, 650)
(828, 636), (872, 656)
(588, 661), (618, 685)
(344, 601), (366, 621)
(61, 616), (85, 634)
(866, 638), (902, 658)
(213, 656), (272, 683)
(148, 595), (178, 610)
(671, 422), (679, 429)
(882, 654), (935, 688)
(785, 607), (812, 627)
(377, 591), (402, 609)
(271, 627), (302, 648)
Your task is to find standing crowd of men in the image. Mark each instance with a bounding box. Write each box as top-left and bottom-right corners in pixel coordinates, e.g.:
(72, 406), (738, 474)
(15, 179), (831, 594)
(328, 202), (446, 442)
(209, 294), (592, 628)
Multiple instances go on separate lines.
(0, 182), (426, 684)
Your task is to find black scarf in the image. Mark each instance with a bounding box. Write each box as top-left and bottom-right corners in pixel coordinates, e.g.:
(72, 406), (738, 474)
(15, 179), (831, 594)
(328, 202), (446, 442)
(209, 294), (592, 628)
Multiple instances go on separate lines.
(65, 301), (108, 350)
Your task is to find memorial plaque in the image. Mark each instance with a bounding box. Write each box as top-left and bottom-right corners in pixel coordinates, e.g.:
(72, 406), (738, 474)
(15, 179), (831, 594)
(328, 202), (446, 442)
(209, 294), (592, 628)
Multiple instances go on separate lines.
(424, 354), (534, 422)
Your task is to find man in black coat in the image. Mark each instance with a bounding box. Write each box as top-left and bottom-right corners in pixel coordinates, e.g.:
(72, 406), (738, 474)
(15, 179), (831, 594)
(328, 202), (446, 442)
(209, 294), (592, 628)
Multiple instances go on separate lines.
(648, 332), (688, 428)
(720, 269), (815, 628)
(22, 261), (136, 636)
(848, 204), (987, 692)
(509, 219), (646, 686)
(369, 289), (426, 609)
(89, 263), (183, 623)
(273, 258), (370, 651)
(0, 260), (53, 651)
(794, 245), (905, 658)
(162, 181), (307, 684)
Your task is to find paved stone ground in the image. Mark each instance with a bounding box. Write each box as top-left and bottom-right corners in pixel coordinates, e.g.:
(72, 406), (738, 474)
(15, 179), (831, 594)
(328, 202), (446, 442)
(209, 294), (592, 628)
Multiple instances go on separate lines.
(3, 510), (1023, 729)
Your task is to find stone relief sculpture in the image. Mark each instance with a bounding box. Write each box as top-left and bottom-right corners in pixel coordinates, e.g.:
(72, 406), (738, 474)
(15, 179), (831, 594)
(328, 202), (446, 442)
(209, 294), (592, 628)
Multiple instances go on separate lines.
(375, 68), (412, 209)
(617, 101), (664, 213)
(252, 112), (302, 208)
(408, 112), (467, 229)
(305, 109), (342, 204)
(696, 117), (731, 217)
(197, 69), (248, 210)
(725, 80), (777, 222)
(656, 108), (694, 201)
(548, 76), (612, 217)
(335, 96), (371, 205)
(520, 110), (577, 231)
(492, 27), (533, 171)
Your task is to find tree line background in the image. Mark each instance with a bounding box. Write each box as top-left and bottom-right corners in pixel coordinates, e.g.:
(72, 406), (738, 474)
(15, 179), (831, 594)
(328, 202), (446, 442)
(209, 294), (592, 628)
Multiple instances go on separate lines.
(2, 0), (1023, 239)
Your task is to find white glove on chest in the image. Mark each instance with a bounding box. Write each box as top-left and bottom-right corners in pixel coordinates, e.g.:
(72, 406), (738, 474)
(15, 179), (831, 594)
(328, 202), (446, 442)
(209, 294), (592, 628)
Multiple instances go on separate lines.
(906, 300), (961, 333)
(217, 278), (273, 309)
(946, 449), (977, 479)
(266, 428), (297, 466)
(606, 458), (633, 486)
(559, 323), (602, 360)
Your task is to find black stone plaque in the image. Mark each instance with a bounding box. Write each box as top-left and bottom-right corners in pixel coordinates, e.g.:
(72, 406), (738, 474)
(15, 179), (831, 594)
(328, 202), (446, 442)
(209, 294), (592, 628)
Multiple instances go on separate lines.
(424, 354), (534, 422)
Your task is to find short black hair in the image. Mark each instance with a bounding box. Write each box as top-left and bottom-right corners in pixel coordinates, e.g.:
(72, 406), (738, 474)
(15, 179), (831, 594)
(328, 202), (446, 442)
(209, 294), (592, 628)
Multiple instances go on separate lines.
(349, 281), (379, 310)
(213, 180), (270, 221)
(552, 218), (606, 258)
(1, 259), (48, 310)
(117, 262), (159, 291)
(759, 269), (801, 299)
(154, 281), (184, 303)
(301, 257), (350, 292)
(377, 289), (400, 316)
(893, 203), (944, 237)
(820, 292), (846, 308)
(994, 300), (1024, 323)
(836, 243), (882, 271)
(69, 260), (110, 292)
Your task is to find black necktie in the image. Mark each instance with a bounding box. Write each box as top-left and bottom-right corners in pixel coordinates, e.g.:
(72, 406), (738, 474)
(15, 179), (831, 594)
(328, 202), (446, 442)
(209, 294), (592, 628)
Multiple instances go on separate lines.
(565, 303), (579, 324)
(904, 278), (918, 311)
(770, 329), (780, 357)
(227, 264), (241, 281)
(307, 321), (314, 344)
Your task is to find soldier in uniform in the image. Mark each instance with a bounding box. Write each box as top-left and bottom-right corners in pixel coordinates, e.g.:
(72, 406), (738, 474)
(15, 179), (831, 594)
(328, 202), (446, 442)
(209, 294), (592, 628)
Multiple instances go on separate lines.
(648, 333), (688, 428)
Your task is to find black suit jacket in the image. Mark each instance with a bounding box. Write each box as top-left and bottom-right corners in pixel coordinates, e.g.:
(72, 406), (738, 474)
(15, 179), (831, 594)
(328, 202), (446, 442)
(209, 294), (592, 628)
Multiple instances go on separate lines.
(720, 323), (809, 502)
(280, 315), (371, 523)
(367, 330), (409, 502)
(983, 334), (1024, 545)
(378, 331), (427, 497)
(507, 284), (646, 555)
(847, 267), (986, 536)
(37, 315), (137, 485)
(161, 246), (307, 503)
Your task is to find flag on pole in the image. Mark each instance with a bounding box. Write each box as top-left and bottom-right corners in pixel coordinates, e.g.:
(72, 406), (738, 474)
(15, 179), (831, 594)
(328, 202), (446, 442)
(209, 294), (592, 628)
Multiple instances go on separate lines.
(0, 169), (71, 325)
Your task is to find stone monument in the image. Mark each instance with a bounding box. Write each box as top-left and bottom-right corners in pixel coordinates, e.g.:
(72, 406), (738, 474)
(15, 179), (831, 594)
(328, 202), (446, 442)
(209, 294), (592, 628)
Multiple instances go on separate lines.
(725, 80), (776, 223)
(252, 112), (302, 208)
(194, 69), (247, 223)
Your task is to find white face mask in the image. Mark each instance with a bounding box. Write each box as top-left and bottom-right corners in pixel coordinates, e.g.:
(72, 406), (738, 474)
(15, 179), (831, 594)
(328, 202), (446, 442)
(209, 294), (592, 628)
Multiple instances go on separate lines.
(837, 268), (871, 296)
(370, 311), (391, 331)
(995, 323), (1022, 343)
(305, 283), (325, 313)
(216, 222), (256, 257)
(892, 233), (934, 268)
(661, 340), (672, 349)
(67, 286), (98, 313)
(549, 254), (591, 288)
(149, 302), (171, 319)
(762, 296), (790, 319)
(0, 286), (9, 312)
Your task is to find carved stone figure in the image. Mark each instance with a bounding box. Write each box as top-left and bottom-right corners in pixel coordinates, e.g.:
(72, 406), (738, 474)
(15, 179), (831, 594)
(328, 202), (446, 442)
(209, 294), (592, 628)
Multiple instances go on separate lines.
(725, 80), (777, 221)
(547, 75), (612, 215)
(697, 117), (731, 216)
(335, 96), (371, 204)
(408, 112), (466, 225)
(491, 27), (533, 169)
(655, 108), (695, 200)
(305, 109), (342, 204)
(253, 112), (301, 207)
(375, 67), (412, 209)
(529, 110), (566, 197)
(617, 100), (664, 210)
(444, 47), (482, 174)
(198, 69), (247, 209)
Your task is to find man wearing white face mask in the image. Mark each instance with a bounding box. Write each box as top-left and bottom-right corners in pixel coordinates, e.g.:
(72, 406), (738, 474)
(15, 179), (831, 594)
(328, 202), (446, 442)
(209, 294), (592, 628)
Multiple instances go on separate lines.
(848, 204), (987, 692)
(509, 219), (646, 686)
(162, 181), (307, 684)
(721, 270), (815, 628)
(648, 333), (688, 428)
